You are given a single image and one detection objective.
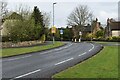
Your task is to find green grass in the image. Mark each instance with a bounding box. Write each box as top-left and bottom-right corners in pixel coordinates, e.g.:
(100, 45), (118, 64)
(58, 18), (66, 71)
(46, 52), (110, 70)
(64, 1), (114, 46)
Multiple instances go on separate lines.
(1, 42), (64, 57)
(92, 41), (120, 44)
(53, 46), (118, 78)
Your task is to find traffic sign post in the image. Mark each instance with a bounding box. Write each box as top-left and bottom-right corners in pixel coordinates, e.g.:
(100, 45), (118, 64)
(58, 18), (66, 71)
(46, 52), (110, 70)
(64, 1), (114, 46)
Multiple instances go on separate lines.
(51, 26), (56, 44)
(79, 31), (82, 42)
(60, 29), (63, 41)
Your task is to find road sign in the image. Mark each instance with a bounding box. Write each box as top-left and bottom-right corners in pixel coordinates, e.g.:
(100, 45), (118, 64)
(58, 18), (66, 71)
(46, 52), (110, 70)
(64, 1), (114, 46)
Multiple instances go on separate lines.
(79, 31), (82, 35)
(60, 29), (63, 34)
(51, 26), (56, 34)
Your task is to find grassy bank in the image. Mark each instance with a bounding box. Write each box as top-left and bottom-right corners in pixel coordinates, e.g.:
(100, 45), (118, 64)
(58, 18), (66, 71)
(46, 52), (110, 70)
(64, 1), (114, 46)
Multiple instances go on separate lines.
(1, 42), (64, 57)
(53, 46), (118, 78)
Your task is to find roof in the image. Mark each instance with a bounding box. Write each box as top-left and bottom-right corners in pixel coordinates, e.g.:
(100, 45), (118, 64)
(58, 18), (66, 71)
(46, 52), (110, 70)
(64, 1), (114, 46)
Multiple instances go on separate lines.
(83, 26), (91, 32)
(110, 21), (120, 30)
(6, 12), (23, 20)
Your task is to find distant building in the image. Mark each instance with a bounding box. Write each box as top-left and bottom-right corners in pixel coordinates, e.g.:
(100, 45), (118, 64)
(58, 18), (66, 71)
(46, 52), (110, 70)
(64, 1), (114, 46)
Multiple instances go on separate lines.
(105, 18), (120, 37)
(1, 12), (22, 36)
(82, 24), (92, 35)
(91, 18), (101, 35)
(71, 18), (101, 40)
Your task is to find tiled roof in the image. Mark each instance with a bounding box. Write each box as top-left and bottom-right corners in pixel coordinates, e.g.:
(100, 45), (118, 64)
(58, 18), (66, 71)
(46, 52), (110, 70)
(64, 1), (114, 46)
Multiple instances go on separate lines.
(110, 21), (120, 30)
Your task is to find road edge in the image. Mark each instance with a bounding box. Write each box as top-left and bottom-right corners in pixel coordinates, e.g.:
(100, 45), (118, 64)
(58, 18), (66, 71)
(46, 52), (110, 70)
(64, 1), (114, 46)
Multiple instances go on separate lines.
(2, 42), (67, 59)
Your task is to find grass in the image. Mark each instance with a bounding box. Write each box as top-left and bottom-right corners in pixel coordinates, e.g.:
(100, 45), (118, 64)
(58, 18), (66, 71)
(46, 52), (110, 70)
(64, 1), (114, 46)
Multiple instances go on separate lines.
(1, 42), (64, 57)
(53, 46), (118, 78)
(92, 41), (120, 44)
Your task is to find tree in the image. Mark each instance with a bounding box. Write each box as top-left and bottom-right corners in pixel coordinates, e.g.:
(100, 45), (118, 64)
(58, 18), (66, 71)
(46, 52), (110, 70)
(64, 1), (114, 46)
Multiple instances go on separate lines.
(0, 1), (8, 23)
(42, 12), (51, 27)
(63, 26), (73, 41)
(67, 5), (93, 27)
(16, 4), (31, 20)
(67, 5), (93, 41)
(31, 6), (44, 39)
(96, 30), (104, 38)
(2, 12), (35, 42)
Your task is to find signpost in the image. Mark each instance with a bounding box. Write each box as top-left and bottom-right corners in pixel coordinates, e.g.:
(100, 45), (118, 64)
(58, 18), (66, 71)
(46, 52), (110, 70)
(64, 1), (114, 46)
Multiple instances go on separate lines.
(79, 31), (82, 42)
(51, 26), (56, 44)
(60, 29), (63, 41)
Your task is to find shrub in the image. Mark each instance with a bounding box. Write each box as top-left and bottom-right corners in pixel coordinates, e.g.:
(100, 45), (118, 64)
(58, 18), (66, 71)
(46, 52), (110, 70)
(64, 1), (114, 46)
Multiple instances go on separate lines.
(40, 34), (46, 43)
(112, 36), (120, 41)
(96, 30), (104, 38)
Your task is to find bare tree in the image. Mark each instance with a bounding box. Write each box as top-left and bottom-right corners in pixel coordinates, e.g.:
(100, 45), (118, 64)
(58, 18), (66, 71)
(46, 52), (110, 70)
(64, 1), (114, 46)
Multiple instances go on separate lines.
(67, 5), (93, 27)
(16, 4), (31, 19)
(0, 1), (8, 23)
(67, 5), (94, 41)
(42, 12), (51, 27)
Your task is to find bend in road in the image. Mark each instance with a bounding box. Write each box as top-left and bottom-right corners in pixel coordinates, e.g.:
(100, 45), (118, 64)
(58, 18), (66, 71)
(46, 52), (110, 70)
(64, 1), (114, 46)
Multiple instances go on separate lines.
(2, 42), (103, 79)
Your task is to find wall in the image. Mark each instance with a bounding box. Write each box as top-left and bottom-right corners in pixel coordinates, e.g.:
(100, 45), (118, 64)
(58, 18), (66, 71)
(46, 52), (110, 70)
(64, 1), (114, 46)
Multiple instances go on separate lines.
(112, 30), (120, 37)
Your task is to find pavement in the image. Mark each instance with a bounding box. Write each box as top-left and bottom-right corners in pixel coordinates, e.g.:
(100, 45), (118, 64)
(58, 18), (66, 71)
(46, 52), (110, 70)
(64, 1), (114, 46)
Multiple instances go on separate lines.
(2, 42), (103, 79)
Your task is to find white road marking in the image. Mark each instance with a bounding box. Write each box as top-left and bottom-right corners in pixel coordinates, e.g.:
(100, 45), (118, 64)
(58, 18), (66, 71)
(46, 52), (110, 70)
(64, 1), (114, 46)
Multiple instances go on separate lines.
(89, 49), (92, 51)
(55, 58), (74, 66)
(11, 69), (41, 79)
(5, 55), (32, 61)
(40, 51), (51, 54)
(40, 43), (73, 55)
(88, 43), (94, 52)
(78, 52), (87, 56)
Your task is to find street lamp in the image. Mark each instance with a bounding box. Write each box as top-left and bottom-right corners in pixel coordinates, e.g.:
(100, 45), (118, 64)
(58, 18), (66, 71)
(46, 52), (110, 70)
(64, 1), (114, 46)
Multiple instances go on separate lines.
(79, 31), (82, 42)
(53, 2), (56, 27)
(52, 2), (57, 44)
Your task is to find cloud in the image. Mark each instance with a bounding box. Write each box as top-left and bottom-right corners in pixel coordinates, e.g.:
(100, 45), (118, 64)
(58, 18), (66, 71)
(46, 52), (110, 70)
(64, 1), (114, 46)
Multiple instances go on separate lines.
(97, 11), (117, 24)
(7, 0), (119, 2)
(7, 1), (118, 27)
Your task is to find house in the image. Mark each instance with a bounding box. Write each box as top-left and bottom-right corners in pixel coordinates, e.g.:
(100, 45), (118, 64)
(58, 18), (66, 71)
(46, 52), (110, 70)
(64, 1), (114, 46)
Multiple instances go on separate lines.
(83, 24), (92, 34)
(91, 18), (101, 35)
(105, 18), (120, 37)
(1, 12), (23, 36)
(71, 18), (101, 40)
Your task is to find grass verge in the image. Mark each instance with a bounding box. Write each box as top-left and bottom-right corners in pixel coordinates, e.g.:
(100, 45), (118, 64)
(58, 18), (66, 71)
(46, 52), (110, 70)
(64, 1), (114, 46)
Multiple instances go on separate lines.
(53, 46), (118, 78)
(1, 42), (64, 58)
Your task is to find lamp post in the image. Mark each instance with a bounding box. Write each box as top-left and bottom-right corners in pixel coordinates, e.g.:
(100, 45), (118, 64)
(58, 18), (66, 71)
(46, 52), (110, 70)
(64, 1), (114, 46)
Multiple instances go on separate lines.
(91, 24), (93, 41)
(79, 31), (82, 42)
(52, 2), (57, 44)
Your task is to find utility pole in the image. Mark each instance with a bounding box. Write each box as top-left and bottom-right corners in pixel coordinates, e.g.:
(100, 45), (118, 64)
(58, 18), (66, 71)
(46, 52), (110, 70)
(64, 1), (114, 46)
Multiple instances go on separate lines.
(52, 2), (57, 44)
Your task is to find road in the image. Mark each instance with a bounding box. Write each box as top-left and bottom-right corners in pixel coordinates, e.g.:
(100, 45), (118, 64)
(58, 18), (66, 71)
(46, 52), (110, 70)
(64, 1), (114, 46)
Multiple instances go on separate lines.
(2, 42), (103, 79)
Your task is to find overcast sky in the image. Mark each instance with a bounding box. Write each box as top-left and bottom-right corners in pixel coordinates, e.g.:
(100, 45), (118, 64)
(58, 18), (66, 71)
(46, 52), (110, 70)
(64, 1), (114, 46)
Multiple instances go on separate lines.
(6, 0), (119, 28)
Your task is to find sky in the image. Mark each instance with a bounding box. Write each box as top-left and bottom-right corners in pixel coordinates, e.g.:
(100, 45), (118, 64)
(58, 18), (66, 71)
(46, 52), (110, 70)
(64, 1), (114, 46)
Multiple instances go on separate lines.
(4, 0), (119, 28)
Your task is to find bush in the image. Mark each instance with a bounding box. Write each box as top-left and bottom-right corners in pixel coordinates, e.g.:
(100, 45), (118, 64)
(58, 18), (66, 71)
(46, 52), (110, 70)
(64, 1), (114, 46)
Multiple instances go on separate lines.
(96, 30), (104, 38)
(2, 36), (10, 42)
(105, 36), (120, 42)
(112, 36), (120, 41)
(40, 34), (46, 43)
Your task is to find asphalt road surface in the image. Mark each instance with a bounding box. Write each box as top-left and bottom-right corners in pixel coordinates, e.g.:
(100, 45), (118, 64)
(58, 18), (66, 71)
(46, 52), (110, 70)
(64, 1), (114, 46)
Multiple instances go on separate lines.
(2, 42), (103, 79)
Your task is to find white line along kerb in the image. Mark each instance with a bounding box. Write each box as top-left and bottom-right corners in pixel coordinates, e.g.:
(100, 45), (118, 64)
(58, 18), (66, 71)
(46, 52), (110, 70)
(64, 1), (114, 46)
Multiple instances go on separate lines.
(55, 58), (74, 66)
(11, 69), (41, 79)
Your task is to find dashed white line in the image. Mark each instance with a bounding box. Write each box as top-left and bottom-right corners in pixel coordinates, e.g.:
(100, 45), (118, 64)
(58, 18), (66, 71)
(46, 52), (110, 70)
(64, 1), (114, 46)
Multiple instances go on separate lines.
(88, 43), (94, 52)
(11, 69), (41, 79)
(5, 55), (32, 61)
(40, 43), (73, 55)
(78, 52), (87, 56)
(89, 49), (92, 51)
(55, 58), (74, 66)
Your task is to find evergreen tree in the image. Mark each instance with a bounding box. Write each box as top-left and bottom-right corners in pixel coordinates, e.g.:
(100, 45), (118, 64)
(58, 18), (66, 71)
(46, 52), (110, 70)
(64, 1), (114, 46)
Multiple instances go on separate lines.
(32, 6), (45, 39)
